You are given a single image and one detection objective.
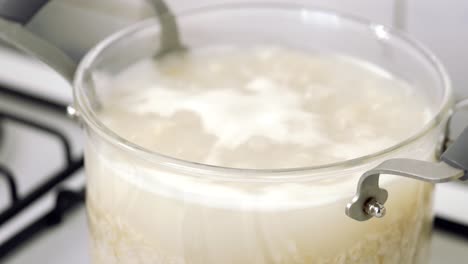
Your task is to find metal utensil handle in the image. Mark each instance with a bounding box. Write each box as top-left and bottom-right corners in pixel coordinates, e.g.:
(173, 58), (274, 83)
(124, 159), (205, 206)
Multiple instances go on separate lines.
(147, 0), (185, 56)
(347, 120), (468, 221)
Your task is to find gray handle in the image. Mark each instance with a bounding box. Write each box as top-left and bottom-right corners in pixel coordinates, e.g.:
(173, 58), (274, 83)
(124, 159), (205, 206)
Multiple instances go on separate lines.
(0, 0), (76, 82)
(346, 159), (465, 221)
(347, 108), (468, 221)
(147, 0), (185, 57)
(0, 0), (182, 84)
(0, 17), (76, 82)
(441, 127), (468, 179)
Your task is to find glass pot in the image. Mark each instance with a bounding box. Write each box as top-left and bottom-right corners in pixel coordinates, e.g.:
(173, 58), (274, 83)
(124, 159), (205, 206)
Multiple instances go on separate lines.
(2, 3), (467, 264)
(73, 5), (468, 263)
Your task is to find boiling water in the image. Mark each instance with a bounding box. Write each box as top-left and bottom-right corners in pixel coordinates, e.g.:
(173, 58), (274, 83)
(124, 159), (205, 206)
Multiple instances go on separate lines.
(86, 47), (435, 263)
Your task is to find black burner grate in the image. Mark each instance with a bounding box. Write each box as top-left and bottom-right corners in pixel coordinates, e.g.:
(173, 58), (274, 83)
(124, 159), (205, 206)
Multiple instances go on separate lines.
(0, 84), (84, 260)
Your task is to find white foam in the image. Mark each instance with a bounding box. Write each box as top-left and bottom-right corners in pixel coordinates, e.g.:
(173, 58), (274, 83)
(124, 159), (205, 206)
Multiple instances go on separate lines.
(100, 47), (432, 169)
(130, 77), (327, 149)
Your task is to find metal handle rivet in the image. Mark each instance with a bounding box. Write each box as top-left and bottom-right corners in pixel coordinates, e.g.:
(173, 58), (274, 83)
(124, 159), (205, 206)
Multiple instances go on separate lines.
(364, 199), (386, 218)
(66, 105), (80, 121)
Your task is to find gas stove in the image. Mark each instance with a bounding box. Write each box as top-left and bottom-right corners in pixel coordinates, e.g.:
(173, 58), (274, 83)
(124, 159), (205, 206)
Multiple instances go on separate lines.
(0, 46), (87, 262)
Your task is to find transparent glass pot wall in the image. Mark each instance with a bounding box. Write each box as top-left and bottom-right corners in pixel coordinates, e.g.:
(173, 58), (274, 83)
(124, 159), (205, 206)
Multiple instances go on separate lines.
(74, 4), (452, 263)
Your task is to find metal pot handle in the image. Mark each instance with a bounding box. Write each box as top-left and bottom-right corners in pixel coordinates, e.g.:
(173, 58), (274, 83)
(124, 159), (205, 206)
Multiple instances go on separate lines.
(0, 17), (76, 82)
(0, 0), (181, 85)
(346, 99), (468, 221)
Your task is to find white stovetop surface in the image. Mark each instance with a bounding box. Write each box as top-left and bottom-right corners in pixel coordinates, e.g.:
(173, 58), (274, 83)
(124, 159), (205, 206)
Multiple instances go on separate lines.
(1, 0), (468, 263)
